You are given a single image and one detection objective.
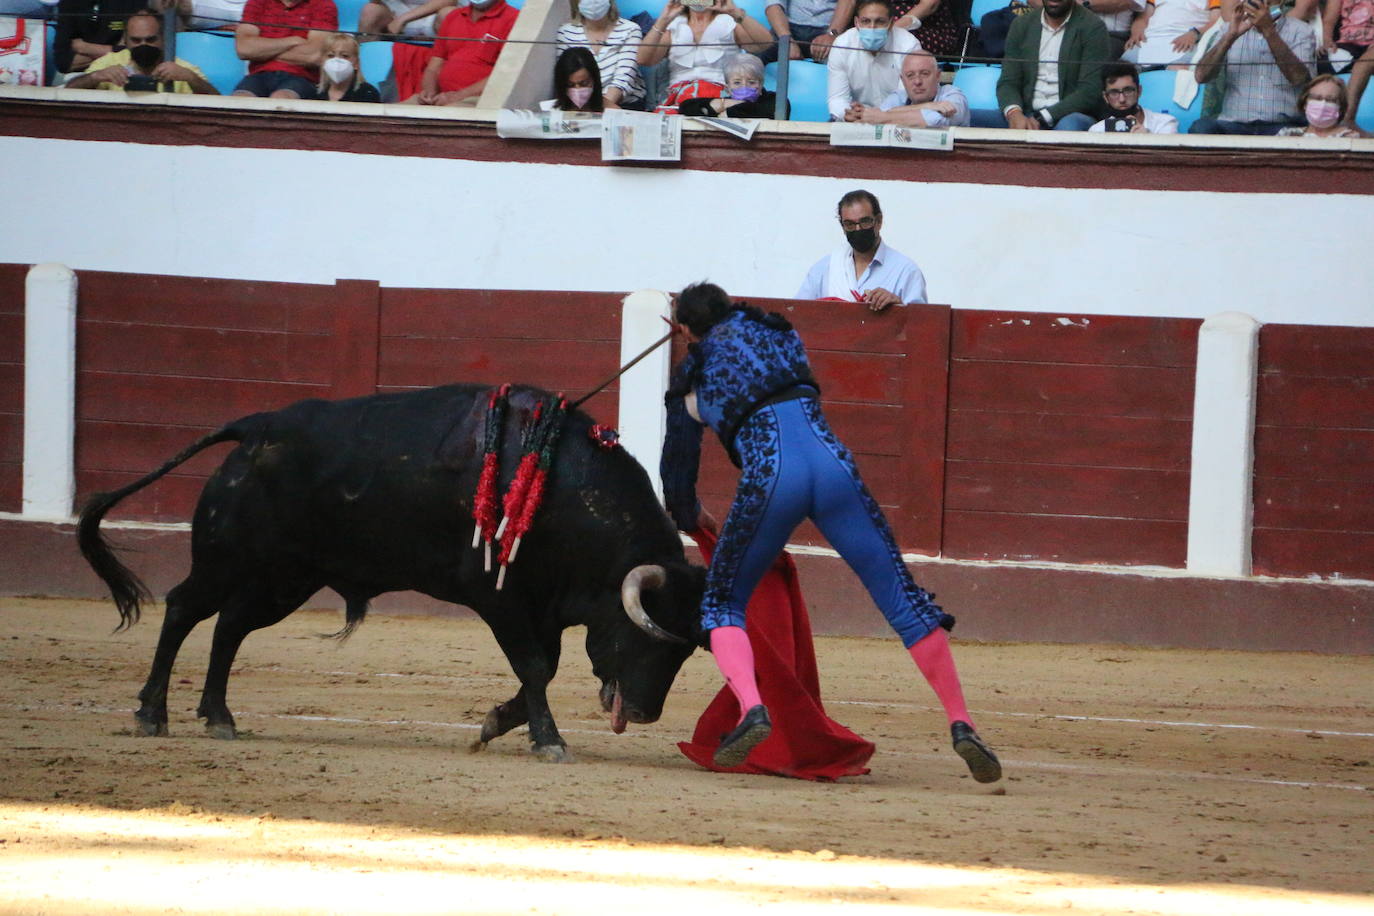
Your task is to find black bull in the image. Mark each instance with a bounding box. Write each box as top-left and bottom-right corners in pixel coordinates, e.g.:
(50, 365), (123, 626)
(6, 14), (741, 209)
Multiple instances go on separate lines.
(77, 384), (706, 761)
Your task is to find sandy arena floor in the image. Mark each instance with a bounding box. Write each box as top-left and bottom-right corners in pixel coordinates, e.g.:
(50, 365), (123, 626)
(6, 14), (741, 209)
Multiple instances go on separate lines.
(0, 595), (1370, 915)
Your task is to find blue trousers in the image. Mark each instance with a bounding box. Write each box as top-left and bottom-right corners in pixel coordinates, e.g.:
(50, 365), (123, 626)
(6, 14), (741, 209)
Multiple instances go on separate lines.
(700, 398), (945, 648)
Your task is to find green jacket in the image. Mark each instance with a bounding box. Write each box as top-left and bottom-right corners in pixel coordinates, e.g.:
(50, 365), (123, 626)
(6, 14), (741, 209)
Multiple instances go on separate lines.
(996, 7), (1110, 124)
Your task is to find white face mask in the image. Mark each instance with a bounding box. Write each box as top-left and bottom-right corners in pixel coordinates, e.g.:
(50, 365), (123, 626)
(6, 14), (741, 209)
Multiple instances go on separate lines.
(683, 0), (711, 11)
(323, 56), (355, 84)
(579, 0), (610, 19)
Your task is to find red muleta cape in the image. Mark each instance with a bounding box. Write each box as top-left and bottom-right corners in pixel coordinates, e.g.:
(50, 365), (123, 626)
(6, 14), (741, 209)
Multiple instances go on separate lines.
(677, 530), (875, 781)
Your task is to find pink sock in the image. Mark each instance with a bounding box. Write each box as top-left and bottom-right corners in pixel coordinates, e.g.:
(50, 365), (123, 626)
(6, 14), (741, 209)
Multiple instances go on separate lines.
(709, 626), (763, 723)
(907, 629), (973, 728)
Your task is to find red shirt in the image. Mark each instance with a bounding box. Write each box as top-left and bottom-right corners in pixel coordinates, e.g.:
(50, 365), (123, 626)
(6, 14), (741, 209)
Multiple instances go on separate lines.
(241, 0), (338, 81)
(433, 0), (517, 93)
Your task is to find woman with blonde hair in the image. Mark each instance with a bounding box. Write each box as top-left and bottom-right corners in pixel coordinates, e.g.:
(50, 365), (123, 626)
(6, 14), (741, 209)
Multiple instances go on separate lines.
(555, 0), (646, 108)
(312, 33), (382, 103)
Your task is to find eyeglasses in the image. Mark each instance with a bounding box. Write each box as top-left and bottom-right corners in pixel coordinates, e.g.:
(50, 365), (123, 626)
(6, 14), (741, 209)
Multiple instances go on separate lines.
(1104, 86), (1139, 98)
(839, 216), (876, 231)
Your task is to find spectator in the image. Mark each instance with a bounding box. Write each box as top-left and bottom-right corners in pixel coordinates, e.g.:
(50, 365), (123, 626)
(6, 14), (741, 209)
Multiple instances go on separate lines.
(1329, 0), (1374, 125)
(830, 0), (919, 121)
(232, 0), (336, 98)
(66, 7), (218, 91)
(1082, 0), (1146, 59)
(797, 189), (927, 310)
(759, 0), (855, 63)
(891, 0), (966, 57)
(851, 47), (970, 125)
(636, 0), (773, 112)
(52, 0), (150, 74)
(1277, 73), (1366, 134)
(554, 0), (645, 109)
(1122, 0), (1220, 66)
(407, 0), (518, 106)
(1088, 61), (1179, 129)
(679, 50), (779, 114)
(357, 0), (455, 39)
(1188, 0), (1314, 133)
(969, 0), (1109, 129)
(311, 32), (380, 100)
(550, 45), (604, 110)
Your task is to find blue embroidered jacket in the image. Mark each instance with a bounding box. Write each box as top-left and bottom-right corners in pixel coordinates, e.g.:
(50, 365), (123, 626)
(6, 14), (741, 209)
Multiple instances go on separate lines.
(660, 307), (818, 530)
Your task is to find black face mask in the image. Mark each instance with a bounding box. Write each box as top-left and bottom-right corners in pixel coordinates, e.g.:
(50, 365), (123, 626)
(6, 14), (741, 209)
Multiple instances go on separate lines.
(845, 227), (878, 254)
(128, 43), (162, 69)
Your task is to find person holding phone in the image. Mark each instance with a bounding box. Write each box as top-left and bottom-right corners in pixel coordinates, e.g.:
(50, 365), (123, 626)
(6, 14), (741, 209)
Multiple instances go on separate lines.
(67, 8), (218, 92)
(1188, 0), (1315, 133)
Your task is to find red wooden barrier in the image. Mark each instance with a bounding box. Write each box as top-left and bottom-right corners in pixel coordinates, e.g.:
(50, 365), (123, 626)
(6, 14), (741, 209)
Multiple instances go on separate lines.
(943, 310), (1199, 567)
(0, 263), (25, 512)
(377, 288), (623, 421)
(1253, 324), (1374, 579)
(73, 271), (337, 521)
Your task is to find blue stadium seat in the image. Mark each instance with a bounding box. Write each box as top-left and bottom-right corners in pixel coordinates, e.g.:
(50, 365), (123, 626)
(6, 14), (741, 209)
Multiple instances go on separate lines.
(335, 0), (368, 34)
(734, 0), (771, 24)
(1135, 69), (1205, 132)
(970, 0), (1006, 26)
(952, 63), (1000, 109)
(175, 30), (247, 94)
(358, 39), (394, 84)
(765, 58), (830, 121)
(615, 0), (660, 18)
(1338, 72), (1374, 132)
(1137, 67), (1174, 113)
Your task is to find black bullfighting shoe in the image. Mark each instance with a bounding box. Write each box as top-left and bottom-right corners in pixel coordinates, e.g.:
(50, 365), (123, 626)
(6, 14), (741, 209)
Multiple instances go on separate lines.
(713, 704), (772, 768)
(951, 720), (1002, 783)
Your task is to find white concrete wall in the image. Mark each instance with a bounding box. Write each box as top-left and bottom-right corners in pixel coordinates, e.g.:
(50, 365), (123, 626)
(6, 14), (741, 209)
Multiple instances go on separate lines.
(1, 135), (1372, 327)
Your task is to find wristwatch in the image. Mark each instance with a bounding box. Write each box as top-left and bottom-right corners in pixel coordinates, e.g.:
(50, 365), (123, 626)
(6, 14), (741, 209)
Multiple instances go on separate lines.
(826, 27), (839, 35)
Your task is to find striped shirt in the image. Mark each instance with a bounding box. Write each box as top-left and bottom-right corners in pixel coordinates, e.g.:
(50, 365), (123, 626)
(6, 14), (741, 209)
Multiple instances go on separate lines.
(555, 18), (645, 104)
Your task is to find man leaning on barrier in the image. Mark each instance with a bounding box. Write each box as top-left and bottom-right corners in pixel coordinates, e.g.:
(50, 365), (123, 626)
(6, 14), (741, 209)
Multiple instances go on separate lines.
(850, 47), (970, 126)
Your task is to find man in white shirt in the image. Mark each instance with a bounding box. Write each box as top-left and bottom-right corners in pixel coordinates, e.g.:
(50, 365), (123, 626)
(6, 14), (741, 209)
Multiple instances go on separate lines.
(851, 48), (971, 126)
(827, 0), (920, 121)
(796, 189), (928, 311)
(1088, 61), (1180, 131)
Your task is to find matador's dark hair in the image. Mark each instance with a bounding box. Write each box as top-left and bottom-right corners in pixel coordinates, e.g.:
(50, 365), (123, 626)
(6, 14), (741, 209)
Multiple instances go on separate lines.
(675, 281), (792, 337)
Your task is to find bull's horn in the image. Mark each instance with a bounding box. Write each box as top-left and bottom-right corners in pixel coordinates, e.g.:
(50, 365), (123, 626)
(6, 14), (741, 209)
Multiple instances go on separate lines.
(621, 565), (689, 645)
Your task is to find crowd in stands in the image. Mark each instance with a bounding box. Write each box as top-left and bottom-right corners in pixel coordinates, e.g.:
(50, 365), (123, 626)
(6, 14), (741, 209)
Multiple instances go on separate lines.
(9, 0), (1371, 135)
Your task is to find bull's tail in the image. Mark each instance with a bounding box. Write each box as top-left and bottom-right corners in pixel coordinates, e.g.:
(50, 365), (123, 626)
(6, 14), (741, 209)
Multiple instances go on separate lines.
(77, 424), (248, 631)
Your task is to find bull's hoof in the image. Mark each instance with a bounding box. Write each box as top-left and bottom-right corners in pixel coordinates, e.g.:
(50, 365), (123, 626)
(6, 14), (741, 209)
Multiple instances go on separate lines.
(480, 708), (504, 744)
(468, 739), (488, 754)
(532, 744), (572, 763)
(205, 722), (238, 740)
(133, 715), (168, 737)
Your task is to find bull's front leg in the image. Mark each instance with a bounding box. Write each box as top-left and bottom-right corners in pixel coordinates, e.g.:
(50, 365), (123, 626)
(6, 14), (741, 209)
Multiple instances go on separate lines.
(479, 686), (528, 743)
(486, 622), (568, 762)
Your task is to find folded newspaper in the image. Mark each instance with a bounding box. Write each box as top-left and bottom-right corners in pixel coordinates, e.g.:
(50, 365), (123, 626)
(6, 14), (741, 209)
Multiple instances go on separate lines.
(829, 123), (954, 152)
(688, 116), (761, 142)
(496, 109), (602, 140)
(601, 109), (682, 162)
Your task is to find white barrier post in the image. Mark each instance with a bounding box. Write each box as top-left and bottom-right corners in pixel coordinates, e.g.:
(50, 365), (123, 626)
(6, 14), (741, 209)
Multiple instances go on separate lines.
(22, 263), (79, 520)
(1186, 311), (1260, 576)
(617, 290), (673, 501)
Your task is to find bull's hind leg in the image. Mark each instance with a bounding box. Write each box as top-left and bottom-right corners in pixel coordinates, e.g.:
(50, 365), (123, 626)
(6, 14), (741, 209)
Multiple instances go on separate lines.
(134, 577), (220, 736)
(197, 580), (318, 739)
